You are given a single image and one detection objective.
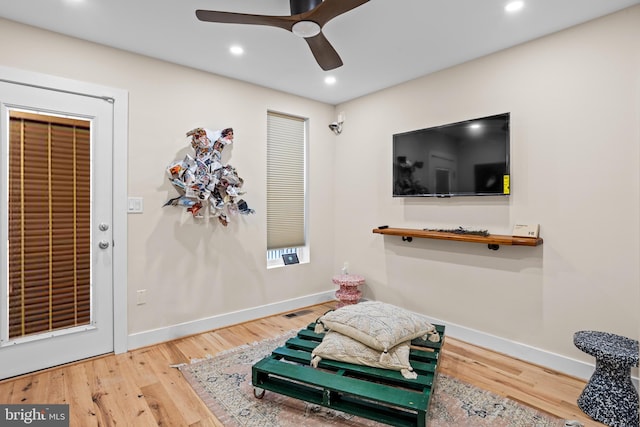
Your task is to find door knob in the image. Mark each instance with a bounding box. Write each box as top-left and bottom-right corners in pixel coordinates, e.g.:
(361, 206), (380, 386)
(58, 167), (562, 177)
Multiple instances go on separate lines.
(98, 240), (110, 249)
(99, 223), (110, 231)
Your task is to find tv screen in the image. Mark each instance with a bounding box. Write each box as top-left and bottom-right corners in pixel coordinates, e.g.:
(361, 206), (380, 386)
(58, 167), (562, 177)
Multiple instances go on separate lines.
(393, 113), (510, 197)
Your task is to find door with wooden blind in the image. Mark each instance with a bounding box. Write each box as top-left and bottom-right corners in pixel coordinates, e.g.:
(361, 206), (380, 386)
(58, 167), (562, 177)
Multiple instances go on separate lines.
(0, 80), (114, 379)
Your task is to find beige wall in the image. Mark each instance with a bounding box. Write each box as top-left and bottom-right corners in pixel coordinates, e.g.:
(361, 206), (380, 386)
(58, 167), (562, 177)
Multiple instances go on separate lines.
(334, 6), (640, 364)
(0, 18), (336, 334)
(1, 4), (639, 373)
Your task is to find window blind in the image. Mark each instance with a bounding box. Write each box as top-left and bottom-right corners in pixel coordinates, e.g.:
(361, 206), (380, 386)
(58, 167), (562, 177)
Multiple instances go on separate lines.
(8, 111), (91, 339)
(266, 112), (306, 250)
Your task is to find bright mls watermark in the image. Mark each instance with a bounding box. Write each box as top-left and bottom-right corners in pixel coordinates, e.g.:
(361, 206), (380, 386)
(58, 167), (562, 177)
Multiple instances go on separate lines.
(1, 405), (69, 426)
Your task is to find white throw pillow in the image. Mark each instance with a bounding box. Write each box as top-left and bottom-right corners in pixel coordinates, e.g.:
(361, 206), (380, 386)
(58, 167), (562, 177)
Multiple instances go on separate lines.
(311, 331), (417, 379)
(315, 301), (440, 358)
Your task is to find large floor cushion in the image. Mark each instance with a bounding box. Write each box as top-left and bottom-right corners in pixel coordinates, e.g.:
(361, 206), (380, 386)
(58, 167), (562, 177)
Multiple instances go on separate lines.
(311, 330), (417, 379)
(315, 301), (440, 360)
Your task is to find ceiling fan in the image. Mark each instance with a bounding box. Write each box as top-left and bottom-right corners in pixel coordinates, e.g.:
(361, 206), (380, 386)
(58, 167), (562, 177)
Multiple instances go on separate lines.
(195, 0), (370, 71)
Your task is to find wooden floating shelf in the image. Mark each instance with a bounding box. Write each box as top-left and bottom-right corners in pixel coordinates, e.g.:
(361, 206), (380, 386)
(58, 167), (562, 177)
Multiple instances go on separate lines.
(372, 227), (543, 250)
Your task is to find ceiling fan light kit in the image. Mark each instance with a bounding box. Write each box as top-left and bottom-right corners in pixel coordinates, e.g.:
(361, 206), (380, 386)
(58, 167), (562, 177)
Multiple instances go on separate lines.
(292, 21), (321, 38)
(195, 0), (370, 71)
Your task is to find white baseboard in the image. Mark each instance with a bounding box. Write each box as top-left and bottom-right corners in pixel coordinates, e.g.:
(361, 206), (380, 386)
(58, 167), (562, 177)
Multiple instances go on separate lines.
(127, 290), (335, 351)
(128, 295), (638, 388)
(425, 315), (640, 386)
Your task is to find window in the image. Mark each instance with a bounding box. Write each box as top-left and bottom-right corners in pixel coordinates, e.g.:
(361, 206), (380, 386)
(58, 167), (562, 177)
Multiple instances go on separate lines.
(266, 111), (307, 266)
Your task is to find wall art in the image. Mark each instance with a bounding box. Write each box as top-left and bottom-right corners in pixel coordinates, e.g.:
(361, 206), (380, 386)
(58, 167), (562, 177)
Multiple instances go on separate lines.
(164, 127), (254, 226)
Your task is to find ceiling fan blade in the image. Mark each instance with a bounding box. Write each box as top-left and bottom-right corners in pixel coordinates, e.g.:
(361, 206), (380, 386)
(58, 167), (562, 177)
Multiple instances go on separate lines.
(195, 10), (297, 32)
(306, 0), (370, 27)
(304, 32), (343, 71)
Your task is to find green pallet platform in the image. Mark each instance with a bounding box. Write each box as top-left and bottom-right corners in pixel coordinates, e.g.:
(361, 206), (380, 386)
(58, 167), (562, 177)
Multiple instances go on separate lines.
(252, 323), (446, 427)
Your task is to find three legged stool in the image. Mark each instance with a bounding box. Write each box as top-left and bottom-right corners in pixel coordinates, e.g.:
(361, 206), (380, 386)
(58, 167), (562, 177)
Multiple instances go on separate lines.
(573, 330), (639, 427)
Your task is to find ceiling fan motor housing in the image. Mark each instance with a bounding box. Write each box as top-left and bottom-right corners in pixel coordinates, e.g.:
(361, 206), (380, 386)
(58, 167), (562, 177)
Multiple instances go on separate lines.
(290, 0), (322, 15)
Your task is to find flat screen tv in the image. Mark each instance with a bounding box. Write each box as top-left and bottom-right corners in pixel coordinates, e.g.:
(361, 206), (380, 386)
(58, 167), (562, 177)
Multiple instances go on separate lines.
(393, 113), (510, 197)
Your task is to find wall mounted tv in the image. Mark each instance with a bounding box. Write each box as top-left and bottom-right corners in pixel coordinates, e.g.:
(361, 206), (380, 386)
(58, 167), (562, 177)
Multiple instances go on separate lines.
(393, 113), (510, 197)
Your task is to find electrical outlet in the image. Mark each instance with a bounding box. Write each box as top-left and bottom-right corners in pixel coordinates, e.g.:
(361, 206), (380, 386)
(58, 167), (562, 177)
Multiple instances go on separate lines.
(136, 289), (147, 305)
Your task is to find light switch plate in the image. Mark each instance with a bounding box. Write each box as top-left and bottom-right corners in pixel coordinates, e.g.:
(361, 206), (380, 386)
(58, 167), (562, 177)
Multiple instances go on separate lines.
(128, 197), (144, 214)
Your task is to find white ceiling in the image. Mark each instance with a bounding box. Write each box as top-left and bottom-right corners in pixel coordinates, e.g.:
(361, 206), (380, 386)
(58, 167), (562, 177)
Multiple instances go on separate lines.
(1, 0), (638, 105)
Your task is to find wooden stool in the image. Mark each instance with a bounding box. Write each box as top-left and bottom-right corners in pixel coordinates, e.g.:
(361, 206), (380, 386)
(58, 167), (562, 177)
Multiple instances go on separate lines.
(573, 331), (639, 427)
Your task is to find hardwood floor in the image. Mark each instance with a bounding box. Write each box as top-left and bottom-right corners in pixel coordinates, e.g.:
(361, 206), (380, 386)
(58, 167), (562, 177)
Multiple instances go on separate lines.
(0, 302), (602, 426)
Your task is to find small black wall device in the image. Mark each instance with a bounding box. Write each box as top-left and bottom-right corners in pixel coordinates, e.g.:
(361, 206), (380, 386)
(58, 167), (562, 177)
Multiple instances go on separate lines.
(282, 253), (299, 265)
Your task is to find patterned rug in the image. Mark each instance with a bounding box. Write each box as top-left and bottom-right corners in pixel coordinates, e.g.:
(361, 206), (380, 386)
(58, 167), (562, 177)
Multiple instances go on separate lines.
(178, 331), (565, 427)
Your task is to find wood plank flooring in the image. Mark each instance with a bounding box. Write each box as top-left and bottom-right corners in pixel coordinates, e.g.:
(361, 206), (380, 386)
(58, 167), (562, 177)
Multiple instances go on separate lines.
(0, 302), (602, 426)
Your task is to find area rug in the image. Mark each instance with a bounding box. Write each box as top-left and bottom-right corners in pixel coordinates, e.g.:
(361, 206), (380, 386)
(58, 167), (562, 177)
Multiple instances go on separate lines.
(178, 331), (565, 427)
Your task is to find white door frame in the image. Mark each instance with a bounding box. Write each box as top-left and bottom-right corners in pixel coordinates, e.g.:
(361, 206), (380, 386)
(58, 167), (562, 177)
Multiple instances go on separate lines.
(0, 65), (128, 355)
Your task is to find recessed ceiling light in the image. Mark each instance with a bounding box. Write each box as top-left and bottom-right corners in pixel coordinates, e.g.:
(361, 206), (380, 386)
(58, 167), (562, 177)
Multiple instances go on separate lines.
(229, 45), (244, 56)
(324, 76), (336, 85)
(505, 1), (524, 13)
